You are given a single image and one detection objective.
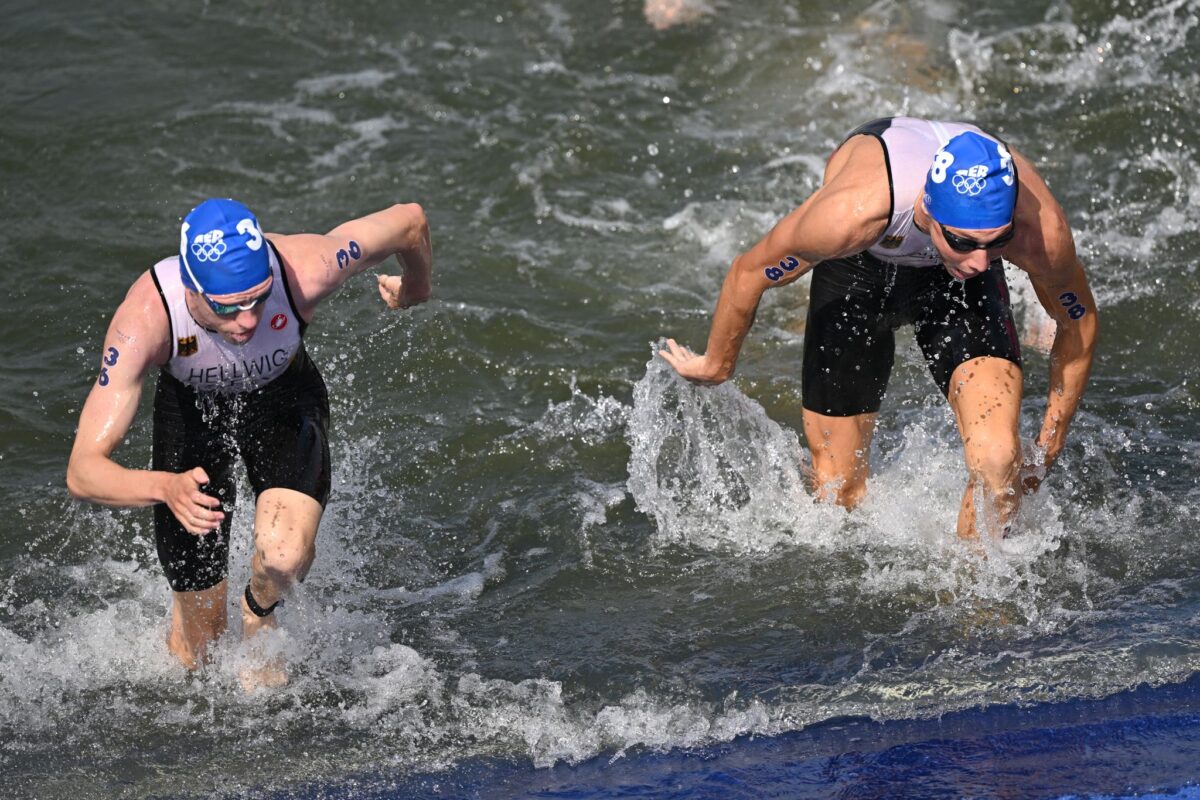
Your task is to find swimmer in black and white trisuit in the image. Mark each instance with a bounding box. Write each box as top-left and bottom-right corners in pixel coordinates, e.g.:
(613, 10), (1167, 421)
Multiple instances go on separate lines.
(67, 199), (432, 688)
(661, 117), (1099, 541)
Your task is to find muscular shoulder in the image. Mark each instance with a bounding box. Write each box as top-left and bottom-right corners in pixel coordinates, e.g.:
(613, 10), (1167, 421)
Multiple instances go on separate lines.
(824, 134), (888, 188)
(264, 232), (337, 318)
(822, 136), (891, 213)
(798, 136), (891, 251)
(1009, 150), (1079, 274)
(268, 231), (338, 272)
(106, 271), (172, 370)
(116, 272), (171, 344)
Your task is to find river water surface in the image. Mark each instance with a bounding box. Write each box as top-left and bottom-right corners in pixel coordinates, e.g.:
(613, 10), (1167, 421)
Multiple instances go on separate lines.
(2, 0), (1199, 797)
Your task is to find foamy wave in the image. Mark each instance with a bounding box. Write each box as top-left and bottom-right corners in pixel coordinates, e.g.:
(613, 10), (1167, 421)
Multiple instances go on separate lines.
(950, 0), (1200, 93)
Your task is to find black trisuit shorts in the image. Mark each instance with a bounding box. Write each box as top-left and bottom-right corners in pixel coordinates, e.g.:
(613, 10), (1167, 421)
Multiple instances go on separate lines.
(151, 348), (331, 592)
(801, 253), (1022, 417)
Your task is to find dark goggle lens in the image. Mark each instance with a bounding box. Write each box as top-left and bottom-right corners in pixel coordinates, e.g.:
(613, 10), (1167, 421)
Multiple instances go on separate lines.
(941, 224), (1015, 253)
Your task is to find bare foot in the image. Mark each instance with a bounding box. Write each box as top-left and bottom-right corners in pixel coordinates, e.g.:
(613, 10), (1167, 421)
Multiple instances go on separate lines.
(239, 657), (289, 693)
(239, 593), (288, 692)
(167, 629), (203, 670)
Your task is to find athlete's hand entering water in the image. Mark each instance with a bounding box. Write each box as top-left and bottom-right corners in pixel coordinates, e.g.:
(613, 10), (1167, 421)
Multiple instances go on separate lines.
(164, 467), (225, 535)
(1019, 439), (1051, 495)
(659, 339), (728, 385)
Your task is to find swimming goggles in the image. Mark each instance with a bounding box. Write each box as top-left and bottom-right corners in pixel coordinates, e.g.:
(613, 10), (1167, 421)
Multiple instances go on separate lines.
(939, 222), (1016, 253)
(202, 282), (273, 316)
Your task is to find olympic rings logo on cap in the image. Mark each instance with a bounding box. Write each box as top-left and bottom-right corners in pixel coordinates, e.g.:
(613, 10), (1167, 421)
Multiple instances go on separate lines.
(190, 230), (228, 263)
(951, 165), (989, 196)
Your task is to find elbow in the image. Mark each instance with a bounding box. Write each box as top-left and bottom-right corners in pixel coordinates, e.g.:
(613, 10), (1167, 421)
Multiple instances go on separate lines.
(394, 202), (428, 242)
(1081, 306), (1100, 352)
(395, 200), (425, 220)
(729, 255), (767, 293)
(730, 253), (754, 278)
(65, 451), (97, 502)
(66, 463), (86, 501)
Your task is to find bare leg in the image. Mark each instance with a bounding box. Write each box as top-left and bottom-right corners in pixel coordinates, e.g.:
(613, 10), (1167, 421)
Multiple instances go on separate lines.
(167, 580), (228, 669)
(947, 357), (1023, 540)
(239, 487), (323, 691)
(801, 409), (878, 508)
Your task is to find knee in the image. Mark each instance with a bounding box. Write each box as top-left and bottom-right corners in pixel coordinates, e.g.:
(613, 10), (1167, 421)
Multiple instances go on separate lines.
(964, 433), (1020, 487)
(254, 538), (315, 587)
(811, 464), (867, 509)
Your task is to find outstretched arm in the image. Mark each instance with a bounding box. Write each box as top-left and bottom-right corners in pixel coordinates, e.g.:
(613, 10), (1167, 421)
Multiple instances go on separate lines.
(661, 179), (887, 384)
(65, 274), (225, 535)
(1009, 154), (1099, 486)
(1024, 252), (1098, 476)
(272, 203), (432, 319)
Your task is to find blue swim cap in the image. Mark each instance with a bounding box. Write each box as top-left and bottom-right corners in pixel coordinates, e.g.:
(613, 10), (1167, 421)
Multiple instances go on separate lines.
(923, 132), (1017, 230)
(178, 199), (270, 296)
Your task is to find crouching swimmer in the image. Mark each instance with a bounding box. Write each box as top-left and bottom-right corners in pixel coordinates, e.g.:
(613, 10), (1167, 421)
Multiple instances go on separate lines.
(67, 199), (432, 689)
(661, 118), (1098, 541)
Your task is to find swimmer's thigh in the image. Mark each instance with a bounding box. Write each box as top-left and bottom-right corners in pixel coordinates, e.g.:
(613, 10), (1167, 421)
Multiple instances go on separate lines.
(913, 261), (1022, 397)
(240, 361), (331, 509)
(801, 257), (896, 416)
(151, 374), (237, 593)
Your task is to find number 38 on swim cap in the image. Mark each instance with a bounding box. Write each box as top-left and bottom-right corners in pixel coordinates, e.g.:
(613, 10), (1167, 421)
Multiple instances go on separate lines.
(179, 198), (270, 296)
(923, 132), (1017, 230)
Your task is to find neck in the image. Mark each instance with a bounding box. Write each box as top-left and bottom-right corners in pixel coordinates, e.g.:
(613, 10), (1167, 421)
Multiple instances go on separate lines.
(183, 290), (220, 334)
(912, 200), (931, 235)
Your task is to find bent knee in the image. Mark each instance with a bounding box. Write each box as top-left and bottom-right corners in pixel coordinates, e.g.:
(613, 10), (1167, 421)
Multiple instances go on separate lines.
(964, 435), (1020, 483)
(812, 468), (867, 509)
(255, 541), (315, 585)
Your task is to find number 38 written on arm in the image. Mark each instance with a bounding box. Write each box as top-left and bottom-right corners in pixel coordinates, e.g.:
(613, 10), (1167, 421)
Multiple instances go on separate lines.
(764, 255), (801, 282)
(1059, 292), (1088, 320)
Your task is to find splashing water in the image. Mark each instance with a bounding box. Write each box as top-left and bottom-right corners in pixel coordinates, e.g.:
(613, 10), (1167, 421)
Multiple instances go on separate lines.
(627, 346), (815, 552)
(4, 0), (1200, 795)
